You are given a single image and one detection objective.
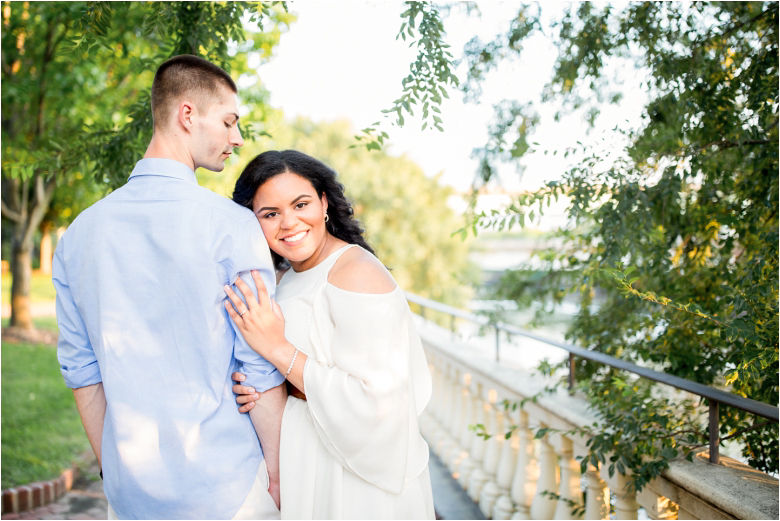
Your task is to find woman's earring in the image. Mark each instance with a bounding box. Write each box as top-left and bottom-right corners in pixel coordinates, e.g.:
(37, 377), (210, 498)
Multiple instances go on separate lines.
(324, 214), (329, 222)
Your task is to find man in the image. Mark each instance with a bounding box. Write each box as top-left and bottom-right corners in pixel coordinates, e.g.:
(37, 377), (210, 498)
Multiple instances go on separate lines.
(54, 55), (287, 519)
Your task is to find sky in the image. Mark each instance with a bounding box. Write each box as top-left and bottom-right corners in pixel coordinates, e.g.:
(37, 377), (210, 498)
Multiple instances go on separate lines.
(248, 1), (649, 196)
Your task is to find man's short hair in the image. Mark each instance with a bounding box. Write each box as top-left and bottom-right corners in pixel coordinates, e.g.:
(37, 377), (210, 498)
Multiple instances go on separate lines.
(151, 55), (238, 130)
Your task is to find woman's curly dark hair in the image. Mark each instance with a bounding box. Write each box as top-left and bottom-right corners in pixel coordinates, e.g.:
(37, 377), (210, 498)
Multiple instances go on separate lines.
(232, 149), (375, 270)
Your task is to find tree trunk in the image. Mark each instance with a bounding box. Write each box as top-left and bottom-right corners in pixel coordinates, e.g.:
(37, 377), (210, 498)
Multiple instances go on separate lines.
(40, 221), (52, 275)
(10, 233), (34, 331)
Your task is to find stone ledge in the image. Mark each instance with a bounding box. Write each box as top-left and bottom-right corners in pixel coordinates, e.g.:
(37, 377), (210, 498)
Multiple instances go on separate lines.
(655, 449), (779, 520)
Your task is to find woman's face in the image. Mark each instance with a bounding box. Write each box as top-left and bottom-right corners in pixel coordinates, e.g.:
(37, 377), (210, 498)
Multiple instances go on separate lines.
(252, 172), (329, 270)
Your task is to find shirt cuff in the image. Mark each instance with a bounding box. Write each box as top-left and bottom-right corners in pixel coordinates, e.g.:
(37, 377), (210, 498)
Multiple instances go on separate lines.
(61, 361), (103, 389)
(239, 362), (286, 393)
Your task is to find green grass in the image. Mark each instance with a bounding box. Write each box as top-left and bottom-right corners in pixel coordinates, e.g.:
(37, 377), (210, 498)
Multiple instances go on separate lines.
(1, 316), (59, 332)
(1, 341), (90, 489)
(1, 271), (58, 303)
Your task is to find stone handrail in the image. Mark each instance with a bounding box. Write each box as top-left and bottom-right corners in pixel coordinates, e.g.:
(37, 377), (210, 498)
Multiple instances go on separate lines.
(410, 302), (779, 520)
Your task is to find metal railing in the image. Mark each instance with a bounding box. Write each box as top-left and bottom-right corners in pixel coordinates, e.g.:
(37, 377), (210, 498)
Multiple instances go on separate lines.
(404, 291), (779, 465)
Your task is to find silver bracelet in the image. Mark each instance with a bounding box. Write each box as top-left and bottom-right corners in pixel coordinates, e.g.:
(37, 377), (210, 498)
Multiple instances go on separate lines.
(285, 348), (299, 378)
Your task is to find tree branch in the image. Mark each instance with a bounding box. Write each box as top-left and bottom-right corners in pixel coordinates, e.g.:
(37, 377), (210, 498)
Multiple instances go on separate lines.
(721, 420), (774, 443)
(1, 199), (23, 223)
(717, 5), (776, 41)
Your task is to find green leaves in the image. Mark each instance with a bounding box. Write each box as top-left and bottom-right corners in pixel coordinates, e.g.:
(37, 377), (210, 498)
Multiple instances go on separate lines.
(356, 1), (459, 150)
(452, 1), (778, 480)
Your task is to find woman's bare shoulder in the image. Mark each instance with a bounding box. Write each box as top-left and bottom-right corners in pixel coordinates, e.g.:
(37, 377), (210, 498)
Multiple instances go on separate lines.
(328, 246), (397, 294)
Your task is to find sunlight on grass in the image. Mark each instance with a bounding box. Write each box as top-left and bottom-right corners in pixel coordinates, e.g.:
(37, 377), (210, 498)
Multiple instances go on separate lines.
(1, 341), (89, 489)
(1, 271), (57, 303)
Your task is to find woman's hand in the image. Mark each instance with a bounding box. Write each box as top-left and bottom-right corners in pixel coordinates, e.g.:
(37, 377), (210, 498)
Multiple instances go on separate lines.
(224, 270), (287, 359)
(232, 372), (260, 413)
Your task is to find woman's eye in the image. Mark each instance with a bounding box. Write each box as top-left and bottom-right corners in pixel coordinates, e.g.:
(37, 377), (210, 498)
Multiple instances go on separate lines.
(263, 212), (277, 219)
(295, 202), (307, 209)
(225, 122), (232, 128)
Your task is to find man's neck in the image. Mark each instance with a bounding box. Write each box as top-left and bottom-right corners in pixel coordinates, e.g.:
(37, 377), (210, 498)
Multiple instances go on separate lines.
(144, 132), (196, 171)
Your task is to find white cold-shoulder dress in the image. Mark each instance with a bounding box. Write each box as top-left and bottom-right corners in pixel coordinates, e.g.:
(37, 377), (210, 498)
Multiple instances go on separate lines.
(276, 244), (435, 519)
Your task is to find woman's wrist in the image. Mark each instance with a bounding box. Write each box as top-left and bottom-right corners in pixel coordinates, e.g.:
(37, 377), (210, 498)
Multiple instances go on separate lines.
(269, 341), (296, 372)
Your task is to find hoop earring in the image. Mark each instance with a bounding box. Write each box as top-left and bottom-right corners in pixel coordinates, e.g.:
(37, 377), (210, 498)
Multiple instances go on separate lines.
(324, 214), (330, 222)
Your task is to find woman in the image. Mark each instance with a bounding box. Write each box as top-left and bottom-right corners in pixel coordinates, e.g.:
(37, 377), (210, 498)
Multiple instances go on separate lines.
(223, 150), (435, 519)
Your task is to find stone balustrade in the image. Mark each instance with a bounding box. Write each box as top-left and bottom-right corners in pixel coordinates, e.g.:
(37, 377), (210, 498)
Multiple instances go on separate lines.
(414, 315), (779, 520)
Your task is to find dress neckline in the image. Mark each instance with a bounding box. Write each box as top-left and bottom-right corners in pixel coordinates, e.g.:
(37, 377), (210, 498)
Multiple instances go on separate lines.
(287, 244), (357, 276)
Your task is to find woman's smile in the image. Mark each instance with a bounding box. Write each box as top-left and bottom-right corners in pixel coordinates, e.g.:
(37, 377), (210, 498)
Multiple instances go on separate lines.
(280, 230), (309, 245)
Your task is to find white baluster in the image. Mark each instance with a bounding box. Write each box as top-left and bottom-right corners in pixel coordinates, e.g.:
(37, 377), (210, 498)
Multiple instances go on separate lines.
(443, 368), (463, 472)
(468, 394), (497, 501)
(612, 472), (639, 520)
(435, 365), (457, 461)
(553, 436), (583, 519)
(492, 405), (520, 520)
(584, 463), (609, 520)
(510, 410), (538, 520)
(452, 373), (474, 480)
(457, 378), (483, 489)
(479, 406), (506, 517)
(636, 486), (678, 520)
(529, 426), (558, 520)
(419, 360), (437, 439)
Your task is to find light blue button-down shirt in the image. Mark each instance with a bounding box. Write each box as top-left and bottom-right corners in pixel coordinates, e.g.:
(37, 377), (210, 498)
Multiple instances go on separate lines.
(54, 158), (285, 519)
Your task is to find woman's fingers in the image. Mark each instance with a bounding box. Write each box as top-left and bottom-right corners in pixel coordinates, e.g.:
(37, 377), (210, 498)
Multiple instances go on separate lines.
(224, 300), (242, 323)
(235, 391), (260, 405)
(223, 284), (249, 316)
(251, 270), (271, 307)
(233, 384), (256, 396)
(238, 401), (255, 414)
(232, 277), (259, 309)
(232, 372), (246, 383)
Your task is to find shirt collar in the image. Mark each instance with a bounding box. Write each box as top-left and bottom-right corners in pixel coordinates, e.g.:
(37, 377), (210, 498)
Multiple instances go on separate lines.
(129, 158), (198, 184)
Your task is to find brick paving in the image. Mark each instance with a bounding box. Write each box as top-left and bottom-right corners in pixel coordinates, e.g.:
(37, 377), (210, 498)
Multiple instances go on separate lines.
(2, 458), (107, 521)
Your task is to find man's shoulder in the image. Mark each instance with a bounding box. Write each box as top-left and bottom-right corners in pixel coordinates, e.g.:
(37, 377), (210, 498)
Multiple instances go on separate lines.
(188, 186), (256, 224)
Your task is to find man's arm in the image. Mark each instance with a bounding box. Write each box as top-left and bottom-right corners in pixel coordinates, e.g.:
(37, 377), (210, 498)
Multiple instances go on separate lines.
(247, 383), (287, 509)
(73, 383), (107, 469)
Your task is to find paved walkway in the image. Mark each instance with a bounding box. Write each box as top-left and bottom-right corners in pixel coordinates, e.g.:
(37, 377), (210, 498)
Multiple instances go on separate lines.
(429, 449), (486, 520)
(3, 450), (481, 520)
(2, 458), (107, 520)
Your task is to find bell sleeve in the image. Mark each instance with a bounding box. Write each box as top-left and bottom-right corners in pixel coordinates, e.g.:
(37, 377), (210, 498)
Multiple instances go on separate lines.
(302, 284), (432, 494)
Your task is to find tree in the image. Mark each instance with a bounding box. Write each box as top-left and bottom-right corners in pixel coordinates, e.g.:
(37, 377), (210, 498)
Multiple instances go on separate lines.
(431, 1), (778, 484)
(213, 115), (477, 308)
(1, 1), (290, 329)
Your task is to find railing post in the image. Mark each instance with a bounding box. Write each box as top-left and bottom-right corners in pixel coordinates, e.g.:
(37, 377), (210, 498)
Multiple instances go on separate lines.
(568, 352), (576, 392)
(495, 326), (500, 362)
(709, 400), (719, 465)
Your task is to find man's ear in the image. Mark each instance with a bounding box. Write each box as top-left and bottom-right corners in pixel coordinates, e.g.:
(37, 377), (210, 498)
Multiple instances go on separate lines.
(178, 100), (195, 132)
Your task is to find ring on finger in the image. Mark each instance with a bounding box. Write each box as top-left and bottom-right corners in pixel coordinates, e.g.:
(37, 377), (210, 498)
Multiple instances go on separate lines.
(239, 308), (249, 316)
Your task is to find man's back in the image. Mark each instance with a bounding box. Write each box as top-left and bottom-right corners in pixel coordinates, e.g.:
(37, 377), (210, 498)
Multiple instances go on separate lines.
(55, 159), (282, 519)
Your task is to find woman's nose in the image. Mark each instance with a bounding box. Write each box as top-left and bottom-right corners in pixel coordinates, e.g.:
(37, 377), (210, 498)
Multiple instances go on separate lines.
(280, 212), (298, 229)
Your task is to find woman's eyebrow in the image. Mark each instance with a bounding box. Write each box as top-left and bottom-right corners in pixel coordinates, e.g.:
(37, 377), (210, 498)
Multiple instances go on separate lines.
(290, 194), (312, 204)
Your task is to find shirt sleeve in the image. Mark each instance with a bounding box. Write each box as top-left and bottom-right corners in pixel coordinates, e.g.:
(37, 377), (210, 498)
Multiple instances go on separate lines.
(302, 285), (432, 493)
(226, 216), (286, 392)
(53, 236), (102, 389)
